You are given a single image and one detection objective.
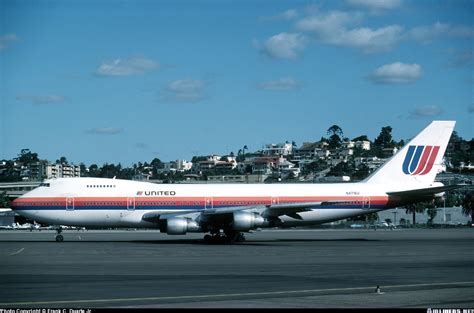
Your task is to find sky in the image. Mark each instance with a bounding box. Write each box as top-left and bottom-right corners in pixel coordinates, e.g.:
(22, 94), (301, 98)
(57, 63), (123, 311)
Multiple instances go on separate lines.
(0, 0), (473, 166)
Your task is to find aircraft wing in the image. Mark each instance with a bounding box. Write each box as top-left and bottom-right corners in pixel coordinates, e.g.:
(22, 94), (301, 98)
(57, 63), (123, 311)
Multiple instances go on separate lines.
(141, 210), (199, 222)
(142, 201), (347, 222)
(386, 184), (464, 198)
(202, 200), (348, 218)
(262, 201), (347, 218)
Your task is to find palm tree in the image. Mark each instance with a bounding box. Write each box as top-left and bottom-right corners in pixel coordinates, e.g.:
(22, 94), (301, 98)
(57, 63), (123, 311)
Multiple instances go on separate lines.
(461, 191), (474, 224)
(404, 202), (427, 225)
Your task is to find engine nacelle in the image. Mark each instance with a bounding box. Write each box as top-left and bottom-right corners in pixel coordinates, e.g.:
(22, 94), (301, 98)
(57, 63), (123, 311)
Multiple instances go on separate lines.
(232, 211), (265, 231)
(165, 218), (201, 235)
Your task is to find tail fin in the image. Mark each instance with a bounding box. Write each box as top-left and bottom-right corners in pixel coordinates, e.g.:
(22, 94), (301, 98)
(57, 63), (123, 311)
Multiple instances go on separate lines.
(365, 120), (455, 185)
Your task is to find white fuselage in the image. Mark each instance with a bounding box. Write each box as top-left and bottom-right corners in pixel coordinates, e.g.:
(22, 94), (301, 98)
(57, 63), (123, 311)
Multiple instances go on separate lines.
(12, 177), (404, 229)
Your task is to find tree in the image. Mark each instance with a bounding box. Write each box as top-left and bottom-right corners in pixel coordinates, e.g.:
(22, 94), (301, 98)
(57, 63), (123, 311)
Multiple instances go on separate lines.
(327, 159), (354, 176)
(88, 164), (99, 177)
(352, 135), (369, 142)
(327, 125), (343, 149)
(0, 191), (10, 208)
(236, 145), (248, 162)
(374, 126), (395, 148)
(56, 156), (68, 164)
(191, 156), (207, 163)
(302, 159), (328, 175)
(404, 202), (427, 225)
(461, 191), (474, 224)
(426, 207), (438, 225)
(16, 149), (39, 164)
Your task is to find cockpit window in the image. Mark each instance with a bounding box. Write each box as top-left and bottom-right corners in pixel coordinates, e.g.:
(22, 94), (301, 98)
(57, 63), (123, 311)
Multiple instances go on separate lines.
(39, 183), (50, 187)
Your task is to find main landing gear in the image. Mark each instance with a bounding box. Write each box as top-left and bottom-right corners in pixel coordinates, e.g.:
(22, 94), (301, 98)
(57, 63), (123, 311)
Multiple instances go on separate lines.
(203, 230), (246, 244)
(55, 227), (64, 242)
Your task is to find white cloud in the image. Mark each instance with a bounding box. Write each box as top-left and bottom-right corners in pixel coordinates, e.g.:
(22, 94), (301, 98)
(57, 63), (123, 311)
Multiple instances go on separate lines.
(86, 127), (124, 135)
(346, 0), (402, 10)
(409, 105), (443, 119)
(295, 11), (402, 53)
(163, 79), (206, 102)
(260, 32), (307, 59)
(280, 9), (299, 20)
(257, 77), (300, 91)
(369, 62), (422, 84)
(339, 25), (403, 52)
(261, 9), (299, 21)
(0, 34), (18, 51)
(96, 56), (159, 76)
(296, 11), (356, 38)
(16, 94), (66, 104)
(407, 22), (474, 42)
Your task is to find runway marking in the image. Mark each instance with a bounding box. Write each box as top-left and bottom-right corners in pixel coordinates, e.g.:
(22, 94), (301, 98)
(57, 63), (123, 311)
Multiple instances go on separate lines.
(1, 281), (473, 306)
(8, 248), (24, 256)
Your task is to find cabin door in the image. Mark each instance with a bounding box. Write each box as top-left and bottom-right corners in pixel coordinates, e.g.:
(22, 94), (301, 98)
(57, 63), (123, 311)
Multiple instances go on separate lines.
(204, 197), (213, 210)
(66, 197), (74, 211)
(127, 197), (135, 211)
(362, 197), (371, 209)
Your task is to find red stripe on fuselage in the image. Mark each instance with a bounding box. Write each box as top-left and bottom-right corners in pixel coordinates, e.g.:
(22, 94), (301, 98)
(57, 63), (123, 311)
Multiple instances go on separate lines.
(13, 196), (390, 208)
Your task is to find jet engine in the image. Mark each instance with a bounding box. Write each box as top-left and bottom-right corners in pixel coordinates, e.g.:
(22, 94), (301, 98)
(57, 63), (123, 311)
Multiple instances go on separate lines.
(164, 218), (201, 235)
(232, 211), (265, 231)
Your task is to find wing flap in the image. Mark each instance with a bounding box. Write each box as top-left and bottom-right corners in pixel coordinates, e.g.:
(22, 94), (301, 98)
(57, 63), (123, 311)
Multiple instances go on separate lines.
(263, 200), (348, 218)
(386, 184), (464, 198)
(142, 210), (198, 222)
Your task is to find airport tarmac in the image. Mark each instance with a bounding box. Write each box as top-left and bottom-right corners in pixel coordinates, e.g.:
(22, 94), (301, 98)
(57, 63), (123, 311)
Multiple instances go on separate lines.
(0, 228), (473, 308)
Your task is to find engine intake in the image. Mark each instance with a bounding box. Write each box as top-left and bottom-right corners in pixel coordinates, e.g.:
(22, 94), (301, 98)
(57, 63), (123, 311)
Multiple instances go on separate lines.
(165, 218), (201, 235)
(232, 211), (265, 231)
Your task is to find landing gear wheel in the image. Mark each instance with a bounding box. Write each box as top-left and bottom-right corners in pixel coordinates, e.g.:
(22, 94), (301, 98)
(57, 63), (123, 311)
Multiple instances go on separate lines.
(203, 234), (212, 243)
(235, 233), (246, 242)
(55, 235), (64, 242)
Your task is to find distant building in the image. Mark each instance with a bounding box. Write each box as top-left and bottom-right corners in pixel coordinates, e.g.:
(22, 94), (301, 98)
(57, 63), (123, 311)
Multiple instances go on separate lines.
(354, 156), (387, 171)
(44, 163), (81, 179)
(23, 162), (81, 180)
(294, 141), (329, 160)
(354, 140), (371, 150)
(263, 143), (293, 157)
(161, 160), (193, 173)
(276, 158), (300, 178)
(382, 147), (398, 157)
(207, 174), (266, 183)
(252, 156), (279, 175)
(378, 207), (471, 226)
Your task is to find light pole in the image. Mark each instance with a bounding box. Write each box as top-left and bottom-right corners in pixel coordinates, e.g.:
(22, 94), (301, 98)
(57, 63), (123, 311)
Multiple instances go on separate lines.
(443, 196), (446, 224)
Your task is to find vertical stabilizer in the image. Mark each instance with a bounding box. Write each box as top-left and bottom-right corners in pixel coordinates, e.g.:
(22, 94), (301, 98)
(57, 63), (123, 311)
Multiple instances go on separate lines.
(365, 121), (455, 185)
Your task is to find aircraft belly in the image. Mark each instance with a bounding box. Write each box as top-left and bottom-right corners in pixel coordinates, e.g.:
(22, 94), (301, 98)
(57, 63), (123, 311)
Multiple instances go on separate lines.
(278, 208), (369, 227)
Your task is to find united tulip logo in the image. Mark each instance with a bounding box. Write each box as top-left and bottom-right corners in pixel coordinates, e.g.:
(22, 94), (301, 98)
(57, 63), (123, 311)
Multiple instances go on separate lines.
(402, 145), (440, 175)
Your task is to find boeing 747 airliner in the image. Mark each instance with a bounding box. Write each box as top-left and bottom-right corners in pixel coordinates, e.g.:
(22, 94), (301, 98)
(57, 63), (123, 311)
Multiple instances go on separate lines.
(11, 121), (458, 242)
